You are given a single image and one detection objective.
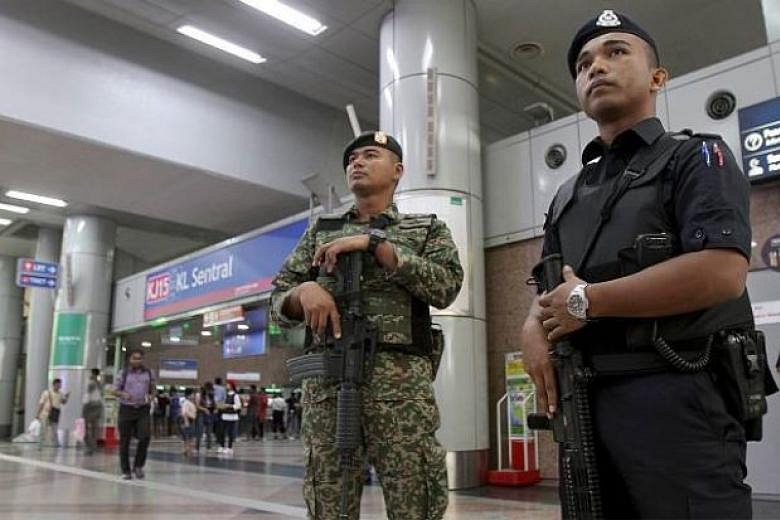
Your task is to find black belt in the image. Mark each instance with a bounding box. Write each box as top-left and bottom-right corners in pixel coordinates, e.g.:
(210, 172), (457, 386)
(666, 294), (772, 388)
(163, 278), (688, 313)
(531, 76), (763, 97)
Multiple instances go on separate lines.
(120, 403), (150, 409)
(587, 337), (713, 376)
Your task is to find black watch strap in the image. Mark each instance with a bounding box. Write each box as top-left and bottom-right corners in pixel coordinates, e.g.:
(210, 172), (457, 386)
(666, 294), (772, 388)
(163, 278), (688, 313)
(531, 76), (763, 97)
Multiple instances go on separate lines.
(367, 229), (386, 254)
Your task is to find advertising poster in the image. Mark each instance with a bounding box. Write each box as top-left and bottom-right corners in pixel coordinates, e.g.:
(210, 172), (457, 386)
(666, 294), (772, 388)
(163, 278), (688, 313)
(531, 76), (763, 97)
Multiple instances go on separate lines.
(505, 352), (534, 437)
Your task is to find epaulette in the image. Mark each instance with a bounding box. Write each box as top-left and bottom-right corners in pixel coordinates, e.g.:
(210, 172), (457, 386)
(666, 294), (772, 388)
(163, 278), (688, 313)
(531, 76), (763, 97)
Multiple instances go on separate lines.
(675, 128), (723, 141)
(314, 213), (347, 232)
(398, 213), (436, 227)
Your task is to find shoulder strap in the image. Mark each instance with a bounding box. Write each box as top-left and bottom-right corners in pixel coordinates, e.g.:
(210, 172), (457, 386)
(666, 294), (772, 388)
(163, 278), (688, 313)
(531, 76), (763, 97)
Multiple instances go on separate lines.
(575, 132), (686, 273)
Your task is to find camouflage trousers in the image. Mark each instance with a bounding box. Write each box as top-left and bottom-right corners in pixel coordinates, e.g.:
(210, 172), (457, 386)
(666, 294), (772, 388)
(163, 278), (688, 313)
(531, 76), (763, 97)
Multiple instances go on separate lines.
(301, 387), (448, 519)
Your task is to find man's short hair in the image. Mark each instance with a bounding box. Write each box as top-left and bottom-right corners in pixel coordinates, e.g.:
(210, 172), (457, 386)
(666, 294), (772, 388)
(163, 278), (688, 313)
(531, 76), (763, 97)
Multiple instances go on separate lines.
(91, 368), (100, 377)
(52, 378), (62, 385)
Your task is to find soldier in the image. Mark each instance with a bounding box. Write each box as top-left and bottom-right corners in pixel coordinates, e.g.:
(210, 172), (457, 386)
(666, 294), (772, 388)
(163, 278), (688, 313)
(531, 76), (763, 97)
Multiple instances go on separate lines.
(271, 131), (463, 519)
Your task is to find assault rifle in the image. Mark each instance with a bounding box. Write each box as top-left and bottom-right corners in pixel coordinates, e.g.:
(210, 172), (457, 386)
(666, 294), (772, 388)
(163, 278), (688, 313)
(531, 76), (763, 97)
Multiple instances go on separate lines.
(527, 253), (603, 520)
(286, 251), (377, 519)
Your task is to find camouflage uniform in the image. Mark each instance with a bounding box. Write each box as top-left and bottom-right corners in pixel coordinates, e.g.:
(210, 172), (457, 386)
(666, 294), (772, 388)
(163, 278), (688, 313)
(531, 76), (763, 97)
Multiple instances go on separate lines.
(271, 203), (463, 520)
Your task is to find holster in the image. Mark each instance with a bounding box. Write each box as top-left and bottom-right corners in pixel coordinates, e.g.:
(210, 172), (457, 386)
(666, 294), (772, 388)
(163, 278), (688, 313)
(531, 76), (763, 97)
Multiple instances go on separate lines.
(711, 329), (778, 441)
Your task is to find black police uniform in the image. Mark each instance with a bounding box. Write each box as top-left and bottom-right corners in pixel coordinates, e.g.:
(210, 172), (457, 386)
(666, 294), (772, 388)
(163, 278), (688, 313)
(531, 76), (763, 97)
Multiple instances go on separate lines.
(542, 117), (754, 518)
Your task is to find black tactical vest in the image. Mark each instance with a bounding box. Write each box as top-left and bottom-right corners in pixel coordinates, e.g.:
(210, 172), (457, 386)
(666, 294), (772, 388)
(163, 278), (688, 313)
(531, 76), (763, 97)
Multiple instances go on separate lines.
(546, 131), (754, 357)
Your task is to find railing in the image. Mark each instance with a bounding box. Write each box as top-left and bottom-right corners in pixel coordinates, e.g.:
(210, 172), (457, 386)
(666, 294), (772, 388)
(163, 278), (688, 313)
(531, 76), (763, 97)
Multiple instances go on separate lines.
(495, 389), (539, 473)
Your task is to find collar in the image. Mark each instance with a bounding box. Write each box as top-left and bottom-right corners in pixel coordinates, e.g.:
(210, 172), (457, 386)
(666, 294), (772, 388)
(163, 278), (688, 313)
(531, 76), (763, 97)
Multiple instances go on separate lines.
(581, 117), (665, 165)
(344, 202), (400, 223)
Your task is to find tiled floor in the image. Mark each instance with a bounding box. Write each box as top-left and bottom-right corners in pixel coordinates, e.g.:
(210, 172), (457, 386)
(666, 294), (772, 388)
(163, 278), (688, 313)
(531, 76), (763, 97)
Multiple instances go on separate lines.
(0, 437), (777, 519)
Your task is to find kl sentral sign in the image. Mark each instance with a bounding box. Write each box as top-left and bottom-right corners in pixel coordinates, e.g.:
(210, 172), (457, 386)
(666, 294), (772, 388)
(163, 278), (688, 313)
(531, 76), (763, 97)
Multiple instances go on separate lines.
(144, 219), (307, 321)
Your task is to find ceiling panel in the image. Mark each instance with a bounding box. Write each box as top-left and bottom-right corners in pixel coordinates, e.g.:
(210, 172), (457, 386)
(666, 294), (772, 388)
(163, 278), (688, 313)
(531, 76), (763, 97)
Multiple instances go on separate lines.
(318, 26), (380, 74)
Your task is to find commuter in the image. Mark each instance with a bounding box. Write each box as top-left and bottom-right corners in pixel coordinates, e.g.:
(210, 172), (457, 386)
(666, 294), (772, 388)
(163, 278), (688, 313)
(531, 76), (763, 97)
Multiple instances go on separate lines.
(212, 377), (227, 448)
(36, 378), (69, 448)
(256, 387), (269, 441)
(152, 390), (167, 438)
(285, 391), (301, 439)
(168, 386), (181, 436)
(112, 348), (154, 480)
(217, 382), (241, 455)
(196, 382), (215, 451)
(238, 388), (250, 437)
(180, 388), (198, 457)
(522, 10), (777, 518)
(82, 368), (104, 455)
(246, 385), (259, 440)
(270, 393), (286, 440)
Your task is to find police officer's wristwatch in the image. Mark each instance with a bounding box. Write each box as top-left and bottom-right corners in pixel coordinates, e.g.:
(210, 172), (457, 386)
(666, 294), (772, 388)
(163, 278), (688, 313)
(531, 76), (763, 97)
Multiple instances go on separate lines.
(366, 229), (387, 255)
(566, 283), (590, 321)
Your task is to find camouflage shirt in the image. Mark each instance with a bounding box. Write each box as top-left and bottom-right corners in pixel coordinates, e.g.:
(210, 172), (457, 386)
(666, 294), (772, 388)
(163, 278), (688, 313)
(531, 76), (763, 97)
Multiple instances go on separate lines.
(270, 202), (463, 399)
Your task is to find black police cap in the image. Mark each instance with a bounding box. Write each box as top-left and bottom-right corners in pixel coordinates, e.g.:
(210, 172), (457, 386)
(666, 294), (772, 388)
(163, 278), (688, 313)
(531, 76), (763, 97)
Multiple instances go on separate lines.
(342, 131), (403, 170)
(567, 9), (659, 78)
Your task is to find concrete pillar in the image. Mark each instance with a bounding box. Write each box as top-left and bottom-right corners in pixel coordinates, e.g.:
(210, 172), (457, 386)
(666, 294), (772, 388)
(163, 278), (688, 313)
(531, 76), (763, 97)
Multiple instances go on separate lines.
(23, 227), (61, 429)
(0, 255), (24, 438)
(51, 216), (115, 445)
(380, 0), (488, 489)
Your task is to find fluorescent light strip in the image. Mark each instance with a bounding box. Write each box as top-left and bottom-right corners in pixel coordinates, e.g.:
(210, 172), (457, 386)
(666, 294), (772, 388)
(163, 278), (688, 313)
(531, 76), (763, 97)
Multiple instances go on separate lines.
(0, 202), (30, 214)
(239, 0), (327, 36)
(0, 218), (12, 226)
(5, 190), (67, 208)
(201, 330), (213, 337)
(177, 25), (266, 64)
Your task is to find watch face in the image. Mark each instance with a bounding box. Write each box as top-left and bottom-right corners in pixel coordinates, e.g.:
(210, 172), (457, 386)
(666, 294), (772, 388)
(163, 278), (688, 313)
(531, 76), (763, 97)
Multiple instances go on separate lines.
(567, 294), (586, 318)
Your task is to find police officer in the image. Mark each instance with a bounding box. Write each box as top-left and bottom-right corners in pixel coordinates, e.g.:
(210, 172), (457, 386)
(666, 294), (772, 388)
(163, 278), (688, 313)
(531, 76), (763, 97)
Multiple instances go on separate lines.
(271, 131), (463, 519)
(522, 10), (757, 519)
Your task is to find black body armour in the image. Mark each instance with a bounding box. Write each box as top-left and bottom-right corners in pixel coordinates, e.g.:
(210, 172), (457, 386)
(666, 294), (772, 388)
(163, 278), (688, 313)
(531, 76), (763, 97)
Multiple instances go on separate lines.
(547, 131), (754, 359)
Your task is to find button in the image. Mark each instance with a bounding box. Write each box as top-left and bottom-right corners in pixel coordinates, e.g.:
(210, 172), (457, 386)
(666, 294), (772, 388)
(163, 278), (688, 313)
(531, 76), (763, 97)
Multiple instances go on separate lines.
(722, 228), (733, 236)
(694, 229), (704, 239)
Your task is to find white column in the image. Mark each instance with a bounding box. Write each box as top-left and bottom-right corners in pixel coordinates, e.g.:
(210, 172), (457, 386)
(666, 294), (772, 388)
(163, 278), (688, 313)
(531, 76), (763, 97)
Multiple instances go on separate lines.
(0, 255), (23, 438)
(51, 216), (115, 445)
(23, 227), (61, 429)
(380, 0), (488, 489)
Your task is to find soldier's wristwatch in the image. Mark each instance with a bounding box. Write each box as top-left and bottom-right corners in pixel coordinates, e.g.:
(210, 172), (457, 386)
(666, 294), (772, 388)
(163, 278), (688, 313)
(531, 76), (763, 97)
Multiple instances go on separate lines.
(366, 228), (387, 255)
(566, 283), (590, 321)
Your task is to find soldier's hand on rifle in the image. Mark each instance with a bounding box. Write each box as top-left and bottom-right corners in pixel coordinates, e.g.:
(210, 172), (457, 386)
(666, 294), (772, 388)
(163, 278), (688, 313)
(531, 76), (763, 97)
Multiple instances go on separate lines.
(295, 281), (342, 339)
(313, 235), (370, 274)
(538, 265), (588, 342)
(522, 297), (558, 417)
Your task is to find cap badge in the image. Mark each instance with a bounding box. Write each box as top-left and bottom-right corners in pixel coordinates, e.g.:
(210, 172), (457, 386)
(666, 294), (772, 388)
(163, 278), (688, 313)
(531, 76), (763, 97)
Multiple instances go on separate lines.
(596, 10), (621, 27)
(374, 131), (388, 145)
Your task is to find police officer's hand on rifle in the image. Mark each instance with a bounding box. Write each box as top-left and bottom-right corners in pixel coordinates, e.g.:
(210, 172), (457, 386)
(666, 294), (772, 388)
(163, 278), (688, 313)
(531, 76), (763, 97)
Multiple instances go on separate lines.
(521, 299), (558, 417)
(539, 265), (589, 342)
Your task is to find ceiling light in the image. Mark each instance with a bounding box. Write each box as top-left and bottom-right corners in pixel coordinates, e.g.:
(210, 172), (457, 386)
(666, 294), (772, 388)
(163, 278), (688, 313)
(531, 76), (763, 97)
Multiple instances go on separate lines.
(0, 218), (12, 226)
(201, 330), (213, 337)
(5, 190), (68, 207)
(141, 341), (152, 348)
(169, 336), (181, 343)
(0, 202), (30, 214)
(237, 324), (250, 330)
(177, 25), (266, 64)
(239, 0), (327, 36)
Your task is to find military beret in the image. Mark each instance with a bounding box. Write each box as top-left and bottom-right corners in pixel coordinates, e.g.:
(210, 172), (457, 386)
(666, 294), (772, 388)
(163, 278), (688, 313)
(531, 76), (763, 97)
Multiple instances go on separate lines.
(342, 131), (403, 170)
(567, 9), (659, 78)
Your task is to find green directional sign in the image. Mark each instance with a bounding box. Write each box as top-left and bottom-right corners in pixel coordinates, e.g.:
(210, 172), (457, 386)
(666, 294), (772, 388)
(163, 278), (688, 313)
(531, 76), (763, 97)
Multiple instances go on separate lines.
(51, 313), (87, 368)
